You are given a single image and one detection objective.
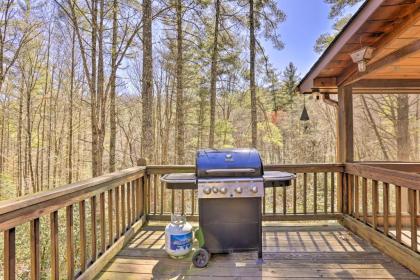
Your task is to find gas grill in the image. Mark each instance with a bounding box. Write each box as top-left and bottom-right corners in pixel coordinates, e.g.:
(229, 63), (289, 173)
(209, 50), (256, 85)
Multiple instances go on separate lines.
(161, 148), (295, 266)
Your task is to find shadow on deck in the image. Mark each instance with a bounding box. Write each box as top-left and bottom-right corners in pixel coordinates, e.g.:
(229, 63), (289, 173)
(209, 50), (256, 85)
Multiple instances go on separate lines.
(97, 222), (419, 279)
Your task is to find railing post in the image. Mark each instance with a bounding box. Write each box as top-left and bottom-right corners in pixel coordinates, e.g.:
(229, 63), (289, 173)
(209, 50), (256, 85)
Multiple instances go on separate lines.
(4, 228), (16, 280)
(137, 158), (148, 217)
(337, 85), (353, 214)
(30, 218), (40, 280)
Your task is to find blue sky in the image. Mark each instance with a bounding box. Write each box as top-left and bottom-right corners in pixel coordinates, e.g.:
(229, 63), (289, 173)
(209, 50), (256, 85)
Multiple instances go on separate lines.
(263, 0), (362, 77)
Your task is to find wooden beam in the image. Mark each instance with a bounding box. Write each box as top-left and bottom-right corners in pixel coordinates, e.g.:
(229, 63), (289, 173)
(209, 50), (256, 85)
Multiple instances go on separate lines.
(313, 77), (337, 88)
(337, 86), (354, 162)
(342, 39), (420, 85)
(352, 79), (420, 88)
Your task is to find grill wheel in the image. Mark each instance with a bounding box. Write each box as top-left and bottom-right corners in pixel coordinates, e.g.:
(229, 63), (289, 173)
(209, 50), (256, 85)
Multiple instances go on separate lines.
(192, 248), (210, 268)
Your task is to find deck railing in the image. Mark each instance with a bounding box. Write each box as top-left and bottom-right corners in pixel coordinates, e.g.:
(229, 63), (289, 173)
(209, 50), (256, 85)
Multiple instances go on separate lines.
(0, 167), (146, 280)
(343, 163), (420, 272)
(1, 162), (419, 279)
(344, 163), (419, 251)
(146, 164), (344, 221)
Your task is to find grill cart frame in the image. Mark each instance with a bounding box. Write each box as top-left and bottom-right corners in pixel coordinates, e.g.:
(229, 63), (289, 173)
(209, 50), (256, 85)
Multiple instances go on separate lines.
(160, 148), (295, 267)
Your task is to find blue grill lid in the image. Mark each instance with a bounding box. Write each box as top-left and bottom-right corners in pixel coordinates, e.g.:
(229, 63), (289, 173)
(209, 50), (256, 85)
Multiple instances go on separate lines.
(196, 148), (263, 178)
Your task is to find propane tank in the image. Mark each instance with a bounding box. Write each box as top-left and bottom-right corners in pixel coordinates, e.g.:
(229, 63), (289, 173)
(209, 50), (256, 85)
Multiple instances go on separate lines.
(165, 214), (193, 258)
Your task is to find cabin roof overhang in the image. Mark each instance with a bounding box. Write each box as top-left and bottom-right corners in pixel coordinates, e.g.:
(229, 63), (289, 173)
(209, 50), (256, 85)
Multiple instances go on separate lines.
(298, 0), (420, 94)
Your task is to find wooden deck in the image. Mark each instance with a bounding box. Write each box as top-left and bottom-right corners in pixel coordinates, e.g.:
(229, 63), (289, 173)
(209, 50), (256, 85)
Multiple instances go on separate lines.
(97, 222), (419, 279)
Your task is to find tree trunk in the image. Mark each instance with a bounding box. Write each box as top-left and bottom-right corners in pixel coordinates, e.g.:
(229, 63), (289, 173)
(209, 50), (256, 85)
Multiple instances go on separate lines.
(396, 94), (410, 160)
(208, 0), (221, 148)
(109, 0), (118, 172)
(96, 0), (106, 175)
(90, 0), (99, 177)
(142, 0), (154, 163)
(249, 0), (257, 148)
(68, 30), (76, 183)
(361, 95), (389, 160)
(175, 0), (185, 164)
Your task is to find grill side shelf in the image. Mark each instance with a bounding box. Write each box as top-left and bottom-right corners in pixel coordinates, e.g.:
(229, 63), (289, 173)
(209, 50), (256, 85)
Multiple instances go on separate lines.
(263, 171), (296, 188)
(160, 173), (197, 189)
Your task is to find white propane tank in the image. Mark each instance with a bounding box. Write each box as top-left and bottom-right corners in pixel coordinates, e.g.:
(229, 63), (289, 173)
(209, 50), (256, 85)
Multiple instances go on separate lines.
(165, 214), (193, 258)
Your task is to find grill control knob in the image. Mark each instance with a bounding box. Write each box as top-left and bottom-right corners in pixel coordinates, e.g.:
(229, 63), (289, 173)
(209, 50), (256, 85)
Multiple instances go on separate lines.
(219, 187), (227, 194)
(251, 186), (258, 193)
(212, 186), (219, 193)
(203, 187), (211, 195)
(235, 187), (242, 194)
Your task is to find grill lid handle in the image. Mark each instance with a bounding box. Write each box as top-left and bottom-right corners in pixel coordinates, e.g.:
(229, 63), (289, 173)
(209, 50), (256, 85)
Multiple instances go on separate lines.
(205, 168), (256, 174)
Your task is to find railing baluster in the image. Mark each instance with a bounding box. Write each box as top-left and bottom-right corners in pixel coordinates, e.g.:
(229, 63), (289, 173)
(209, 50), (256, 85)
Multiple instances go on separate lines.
(160, 175), (164, 215)
(303, 173), (307, 214)
(331, 172), (335, 213)
(171, 189), (175, 214)
(396, 185), (402, 243)
(293, 178), (297, 214)
(324, 172), (328, 213)
(147, 175), (151, 214)
(79, 200), (87, 271)
(354, 176), (359, 220)
(153, 174), (157, 214)
(136, 178), (143, 219)
(121, 184), (126, 233)
(283, 186), (287, 215)
(100, 192), (106, 254)
(372, 180), (378, 230)
(273, 187), (276, 214)
(30, 218), (40, 280)
(409, 189), (418, 251)
(115, 186), (120, 239)
(50, 211), (59, 279)
(181, 189), (185, 215)
(348, 175), (353, 215)
(263, 189), (266, 215)
(66, 206), (74, 280)
(191, 188), (195, 216)
(4, 227), (15, 280)
(313, 173), (317, 214)
(383, 183), (389, 236)
(127, 182), (131, 226)
(362, 178), (368, 223)
(108, 189), (114, 246)
(90, 196), (97, 262)
(132, 180), (136, 224)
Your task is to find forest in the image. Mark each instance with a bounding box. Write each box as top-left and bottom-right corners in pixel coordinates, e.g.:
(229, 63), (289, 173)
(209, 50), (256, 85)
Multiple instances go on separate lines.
(0, 0), (419, 202)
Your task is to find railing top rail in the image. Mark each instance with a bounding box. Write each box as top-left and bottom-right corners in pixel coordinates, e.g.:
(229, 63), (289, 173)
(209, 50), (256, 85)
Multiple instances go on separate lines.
(353, 161), (420, 173)
(345, 163), (420, 190)
(0, 166), (146, 231)
(146, 163), (345, 174)
(264, 163), (344, 173)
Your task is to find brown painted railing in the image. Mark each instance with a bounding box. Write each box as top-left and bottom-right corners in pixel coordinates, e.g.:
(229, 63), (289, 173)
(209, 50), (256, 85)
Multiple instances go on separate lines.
(145, 164), (344, 221)
(344, 163), (419, 254)
(0, 166), (146, 280)
(3, 162), (418, 279)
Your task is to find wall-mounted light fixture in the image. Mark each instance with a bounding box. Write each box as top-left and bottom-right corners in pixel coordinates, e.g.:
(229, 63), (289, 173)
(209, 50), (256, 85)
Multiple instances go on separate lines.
(350, 46), (374, 72)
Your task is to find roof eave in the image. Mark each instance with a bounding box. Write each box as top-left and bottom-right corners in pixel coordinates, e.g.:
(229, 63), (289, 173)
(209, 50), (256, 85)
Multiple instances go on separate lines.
(298, 0), (383, 94)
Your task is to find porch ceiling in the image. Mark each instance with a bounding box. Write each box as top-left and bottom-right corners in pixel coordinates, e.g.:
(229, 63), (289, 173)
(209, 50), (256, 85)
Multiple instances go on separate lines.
(299, 0), (420, 94)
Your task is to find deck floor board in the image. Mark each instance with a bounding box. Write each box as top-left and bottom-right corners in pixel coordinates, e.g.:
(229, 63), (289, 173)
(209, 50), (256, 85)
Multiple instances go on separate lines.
(97, 222), (419, 279)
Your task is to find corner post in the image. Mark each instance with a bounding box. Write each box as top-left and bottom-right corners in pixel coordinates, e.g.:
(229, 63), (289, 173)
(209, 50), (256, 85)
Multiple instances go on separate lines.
(337, 85), (354, 214)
